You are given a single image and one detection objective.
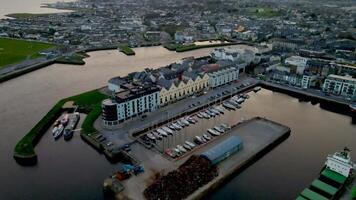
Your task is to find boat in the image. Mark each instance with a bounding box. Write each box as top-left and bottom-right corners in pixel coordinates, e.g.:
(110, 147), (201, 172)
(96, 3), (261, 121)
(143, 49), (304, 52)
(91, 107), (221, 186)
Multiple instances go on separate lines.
(253, 86), (261, 92)
(185, 141), (196, 148)
(147, 133), (156, 140)
(53, 124), (64, 140)
(210, 108), (220, 115)
(349, 104), (356, 112)
(223, 102), (235, 110)
(194, 136), (204, 144)
(177, 120), (186, 127)
(60, 114), (69, 125)
(206, 110), (216, 117)
(168, 125), (176, 130)
(52, 126), (58, 134)
(153, 131), (162, 140)
(215, 106), (225, 114)
(201, 112), (210, 119)
(236, 97), (245, 104)
(186, 116), (196, 124)
(177, 145), (187, 153)
(156, 128), (168, 137)
(183, 144), (192, 151)
(181, 118), (190, 126)
(165, 149), (176, 158)
(63, 128), (73, 140)
(214, 126), (225, 133)
(172, 123), (182, 130)
(221, 123), (231, 130)
(173, 148), (182, 156)
(296, 147), (355, 200)
(162, 126), (174, 135)
(203, 134), (211, 141)
(197, 113), (203, 118)
(207, 128), (220, 136)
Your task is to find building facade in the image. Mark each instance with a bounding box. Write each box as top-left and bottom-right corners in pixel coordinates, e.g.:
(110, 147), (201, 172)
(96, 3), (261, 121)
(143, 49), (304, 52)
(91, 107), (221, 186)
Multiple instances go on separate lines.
(208, 66), (239, 88)
(102, 83), (160, 127)
(322, 74), (356, 98)
(158, 73), (209, 106)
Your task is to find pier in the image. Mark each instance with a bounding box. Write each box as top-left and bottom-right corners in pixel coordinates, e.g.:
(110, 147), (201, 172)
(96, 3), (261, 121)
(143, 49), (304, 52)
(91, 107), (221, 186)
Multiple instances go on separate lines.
(103, 117), (291, 200)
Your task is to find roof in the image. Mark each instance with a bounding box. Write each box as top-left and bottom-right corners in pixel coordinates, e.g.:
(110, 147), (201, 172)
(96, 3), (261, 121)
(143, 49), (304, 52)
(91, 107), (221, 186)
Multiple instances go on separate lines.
(327, 74), (356, 82)
(108, 77), (127, 86)
(321, 168), (347, 184)
(201, 136), (242, 165)
(311, 179), (338, 196)
(300, 188), (328, 200)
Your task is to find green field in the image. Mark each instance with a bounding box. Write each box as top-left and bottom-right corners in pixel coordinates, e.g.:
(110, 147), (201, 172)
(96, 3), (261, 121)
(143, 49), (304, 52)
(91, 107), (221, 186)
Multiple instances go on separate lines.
(0, 38), (55, 68)
(14, 89), (107, 158)
(118, 44), (135, 56)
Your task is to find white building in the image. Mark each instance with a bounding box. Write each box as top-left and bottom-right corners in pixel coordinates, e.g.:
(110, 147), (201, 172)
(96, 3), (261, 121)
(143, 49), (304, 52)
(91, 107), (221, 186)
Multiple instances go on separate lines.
(206, 66), (239, 88)
(285, 56), (309, 75)
(301, 74), (316, 89)
(322, 74), (356, 98)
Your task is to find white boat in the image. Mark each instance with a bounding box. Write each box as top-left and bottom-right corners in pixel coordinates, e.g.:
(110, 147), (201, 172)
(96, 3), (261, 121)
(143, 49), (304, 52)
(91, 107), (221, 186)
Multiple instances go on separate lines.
(349, 104), (356, 112)
(173, 148), (182, 156)
(203, 134), (211, 141)
(207, 128), (220, 136)
(181, 118), (190, 126)
(177, 120), (186, 127)
(215, 106), (225, 114)
(162, 126), (174, 135)
(172, 123), (182, 130)
(156, 128), (168, 137)
(237, 97), (245, 103)
(253, 86), (261, 92)
(183, 144), (192, 151)
(52, 126), (58, 134)
(185, 141), (196, 148)
(214, 126), (225, 133)
(177, 145), (187, 153)
(147, 133), (156, 140)
(201, 112), (210, 119)
(197, 113), (203, 118)
(221, 123), (231, 130)
(194, 136), (204, 144)
(53, 124), (64, 140)
(206, 110), (216, 117)
(325, 147), (355, 177)
(210, 108), (220, 115)
(153, 131), (162, 140)
(168, 125), (176, 130)
(223, 102), (235, 110)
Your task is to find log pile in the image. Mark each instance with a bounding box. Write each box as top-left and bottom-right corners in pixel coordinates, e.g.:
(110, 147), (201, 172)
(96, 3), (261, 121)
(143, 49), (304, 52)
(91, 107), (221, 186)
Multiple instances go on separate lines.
(144, 155), (218, 200)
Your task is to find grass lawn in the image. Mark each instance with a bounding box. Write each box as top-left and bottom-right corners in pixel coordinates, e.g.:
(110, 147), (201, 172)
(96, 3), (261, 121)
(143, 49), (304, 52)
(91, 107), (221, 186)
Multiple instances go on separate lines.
(118, 44), (135, 56)
(163, 42), (234, 52)
(14, 89), (107, 157)
(0, 38), (55, 68)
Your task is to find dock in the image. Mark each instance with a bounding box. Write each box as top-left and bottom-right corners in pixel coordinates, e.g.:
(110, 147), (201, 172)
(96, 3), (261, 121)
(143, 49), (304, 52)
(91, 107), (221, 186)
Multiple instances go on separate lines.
(104, 117), (290, 200)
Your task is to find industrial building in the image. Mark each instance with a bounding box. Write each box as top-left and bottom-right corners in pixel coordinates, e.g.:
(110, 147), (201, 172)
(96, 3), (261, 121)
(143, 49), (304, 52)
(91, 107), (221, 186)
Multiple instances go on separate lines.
(201, 136), (243, 165)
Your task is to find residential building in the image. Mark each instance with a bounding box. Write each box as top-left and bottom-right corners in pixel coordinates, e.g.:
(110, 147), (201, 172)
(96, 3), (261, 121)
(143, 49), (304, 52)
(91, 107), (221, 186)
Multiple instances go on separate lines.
(301, 74), (316, 89)
(322, 75), (356, 98)
(204, 65), (239, 88)
(157, 72), (209, 106)
(102, 83), (160, 127)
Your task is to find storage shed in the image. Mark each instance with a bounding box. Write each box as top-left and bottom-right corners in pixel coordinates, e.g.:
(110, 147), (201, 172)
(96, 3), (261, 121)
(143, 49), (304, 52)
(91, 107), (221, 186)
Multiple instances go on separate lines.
(201, 136), (243, 165)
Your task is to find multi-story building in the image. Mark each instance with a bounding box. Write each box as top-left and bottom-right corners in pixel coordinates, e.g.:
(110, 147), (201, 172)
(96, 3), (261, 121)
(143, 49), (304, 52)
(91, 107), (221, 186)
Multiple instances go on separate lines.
(301, 74), (317, 89)
(102, 83), (160, 127)
(205, 65), (239, 88)
(322, 74), (356, 98)
(157, 72), (209, 106)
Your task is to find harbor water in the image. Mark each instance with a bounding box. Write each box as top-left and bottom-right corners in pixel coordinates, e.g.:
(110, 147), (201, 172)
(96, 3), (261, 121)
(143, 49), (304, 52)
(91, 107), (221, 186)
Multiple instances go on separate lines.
(0, 46), (355, 199)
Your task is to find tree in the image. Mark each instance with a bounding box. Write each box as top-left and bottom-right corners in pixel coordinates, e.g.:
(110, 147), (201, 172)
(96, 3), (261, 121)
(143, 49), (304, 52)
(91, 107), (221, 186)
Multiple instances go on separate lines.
(352, 186), (356, 200)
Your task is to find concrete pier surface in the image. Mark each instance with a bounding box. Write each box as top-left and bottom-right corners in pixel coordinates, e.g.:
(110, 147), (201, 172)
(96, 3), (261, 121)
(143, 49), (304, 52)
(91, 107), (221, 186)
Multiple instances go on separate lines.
(107, 117), (290, 200)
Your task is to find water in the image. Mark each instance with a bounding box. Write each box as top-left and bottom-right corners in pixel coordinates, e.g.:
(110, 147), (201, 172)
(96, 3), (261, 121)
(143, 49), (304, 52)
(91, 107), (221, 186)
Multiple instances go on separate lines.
(0, 45), (354, 199)
(0, 0), (73, 19)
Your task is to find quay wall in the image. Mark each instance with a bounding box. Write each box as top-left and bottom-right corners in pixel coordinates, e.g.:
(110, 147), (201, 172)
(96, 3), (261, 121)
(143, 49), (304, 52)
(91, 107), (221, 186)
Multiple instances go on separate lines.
(187, 118), (291, 200)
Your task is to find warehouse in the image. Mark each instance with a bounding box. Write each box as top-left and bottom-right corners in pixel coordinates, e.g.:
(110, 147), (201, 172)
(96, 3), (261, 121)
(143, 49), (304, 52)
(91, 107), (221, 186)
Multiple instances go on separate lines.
(201, 136), (243, 165)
